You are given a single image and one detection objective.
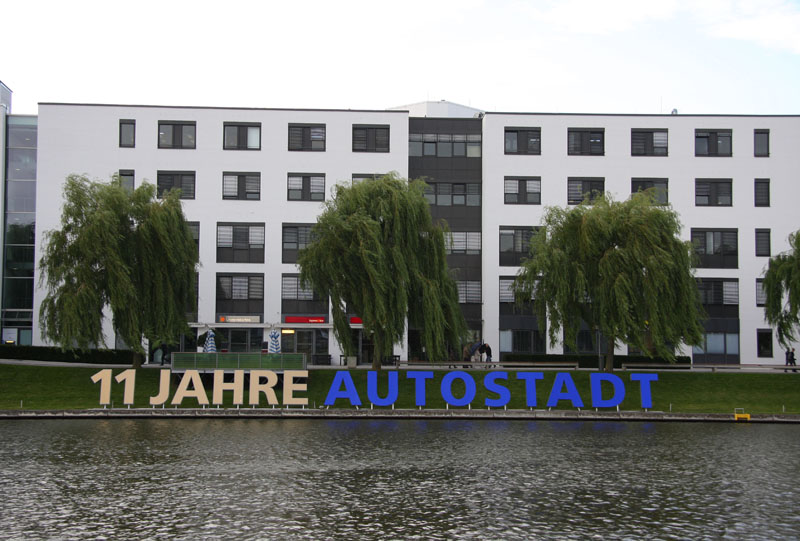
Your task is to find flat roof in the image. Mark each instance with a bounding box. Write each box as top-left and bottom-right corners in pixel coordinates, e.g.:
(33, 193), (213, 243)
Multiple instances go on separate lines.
(39, 102), (409, 114)
(485, 111), (800, 118)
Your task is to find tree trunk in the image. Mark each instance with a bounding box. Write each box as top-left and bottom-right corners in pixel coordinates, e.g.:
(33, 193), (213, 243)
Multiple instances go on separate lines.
(603, 338), (616, 372)
(372, 336), (382, 371)
(132, 352), (144, 369)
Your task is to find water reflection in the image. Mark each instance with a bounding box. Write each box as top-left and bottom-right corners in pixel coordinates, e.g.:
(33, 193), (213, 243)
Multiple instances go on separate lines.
(0, 420), (798, 539)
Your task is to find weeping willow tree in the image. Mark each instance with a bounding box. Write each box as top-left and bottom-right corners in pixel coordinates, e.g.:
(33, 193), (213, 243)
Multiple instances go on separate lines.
(763, 231), (800, 347)
(298, 173), (467, 369)
(514, 191), (705, 372)
(38, 174), (199, 364)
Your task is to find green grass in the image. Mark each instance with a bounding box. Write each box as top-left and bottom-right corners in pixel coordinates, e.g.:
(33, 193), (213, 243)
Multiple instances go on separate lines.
(1, 364), (799, 414)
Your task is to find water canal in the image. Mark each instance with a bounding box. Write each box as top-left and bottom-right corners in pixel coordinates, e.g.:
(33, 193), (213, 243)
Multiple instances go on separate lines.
(1, 419), (798, 539)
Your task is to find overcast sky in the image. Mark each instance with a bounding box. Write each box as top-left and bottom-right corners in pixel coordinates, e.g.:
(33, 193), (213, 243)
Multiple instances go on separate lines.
(3, 0), (799, 115)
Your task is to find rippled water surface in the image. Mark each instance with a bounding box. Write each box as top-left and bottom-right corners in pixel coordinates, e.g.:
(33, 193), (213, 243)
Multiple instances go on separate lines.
(1, 419), (799, 539)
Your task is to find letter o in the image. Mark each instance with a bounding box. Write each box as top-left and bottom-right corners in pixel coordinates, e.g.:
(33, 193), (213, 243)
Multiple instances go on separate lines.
(441, 371), (476, 407)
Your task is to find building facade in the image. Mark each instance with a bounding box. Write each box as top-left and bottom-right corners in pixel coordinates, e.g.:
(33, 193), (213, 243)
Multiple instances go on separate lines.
(1, 93), (796, 365)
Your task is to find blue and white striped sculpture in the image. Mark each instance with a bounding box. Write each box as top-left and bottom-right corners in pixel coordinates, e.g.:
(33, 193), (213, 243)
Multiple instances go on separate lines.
(268, 329), (281, 353)
(203, 329), (217, 353)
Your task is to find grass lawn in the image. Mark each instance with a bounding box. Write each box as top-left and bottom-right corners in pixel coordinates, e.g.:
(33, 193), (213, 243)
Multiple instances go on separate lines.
(0, 364), (798, 414)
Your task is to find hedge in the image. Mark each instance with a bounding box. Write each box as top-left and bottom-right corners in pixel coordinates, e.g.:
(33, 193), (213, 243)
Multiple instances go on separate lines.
(0, 344), (136, 364)
(499, 352), (691, 369)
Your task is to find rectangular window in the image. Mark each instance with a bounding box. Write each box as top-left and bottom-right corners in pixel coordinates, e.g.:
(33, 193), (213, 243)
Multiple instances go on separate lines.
(499, 278), (515, 303)
(216, 223), (265, 263)
(568, 177), (604, 205)
(499, 329), (545, 354)
(505, 128), (541, 155)
(186, 221), (200, 249)
(409, 133), (481, 158)
(216, 274), (263, 300)
(499, 226), (538, 266)
(568, 128), (604, 156)
(281, 275), (316, 301)
(695, 179), (732, 207)
(287, 174), (325, 201)
(119, 119), (135, 148)
(425, 183), (481, 207)
(118, 169), (134, 192)
(504, 177), (541, 205)
(456, 281), (482, 304)
(445, 232), (481, 255)
(756, 279), (766, 306)
(353, 125), (389, 152)
(156, 171), (195, 199)
(754, 129), (769, 157)
(691, 229), (738, 269)
(224, 123), (261, 150)
(288, 124), (325, 151)
(696, 279), (739, 305)
(755, 228), (771, 257)
(158, 121), (196, 149)
(631, 178), (668, 204)
(282, 224), (314, 263)
(692, 332), (739, 358)
(757, 329), (773, 358)
(755, 179), (770, 207)
(695, 129), (732, 156)
(222, 173), (260, 200)
(631, 129), (668, 156)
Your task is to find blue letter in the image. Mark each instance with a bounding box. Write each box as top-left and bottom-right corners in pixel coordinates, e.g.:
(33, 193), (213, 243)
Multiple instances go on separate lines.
(367, 370), (398, 406)
(631, 373), (658, 408)
(484, 372), (511, 407)
(547, 373), (584, 408)
(324, 371), (361, 406)
(407, 371), (434, 406)
(590, 373), (626, 408)
(441, 371), (477, 407)
(516, 372), (544, 407)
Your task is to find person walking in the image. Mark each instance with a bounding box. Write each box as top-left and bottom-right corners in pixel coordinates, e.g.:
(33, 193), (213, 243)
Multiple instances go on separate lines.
(791, 348), (797, 373)
(786, 349), (792, 372)
(485, 343), (493, 364)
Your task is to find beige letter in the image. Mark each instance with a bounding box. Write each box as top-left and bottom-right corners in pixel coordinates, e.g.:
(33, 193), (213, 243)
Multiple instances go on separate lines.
(283, 370), (309, 406)
(171, 370), (209, 406)
(91, 369), (112, 406)
(114, 369), (137, 406)
(213, 370), (244, 405)
(249, 370), (279, 406)
(150, 369), (172, 406)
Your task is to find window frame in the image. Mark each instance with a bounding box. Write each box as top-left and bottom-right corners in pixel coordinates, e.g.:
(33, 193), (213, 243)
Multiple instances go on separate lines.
(504, 127), (541, 155)
(755, 228), (771, 257)
(631, 128), (668, 156)
(754, 179), (770, 207)
(118, 169), (134, 192)
(216, 222), (265, 264)
(287, 174), (326, 202)
(288, 123), (326, 151)
(504, 177), (541, 205)
(158, 121), (196, 149)
(156, 171), (196, 199)
(282, 223), (315, 263)
(223, 122), (261, 150)
(695, 129), (732, 157)
(756, 278), (766, 307)
(754, 129), (769, 157)
(424, 182), (481, 207)
(631, 178), (668, 204)
(691, 228), (738, 269)
(222, 172), (261, 201)
(567, 128), (604, 156)
(695, 179), (732, 207)
(756, 328), (773, 358)
(352, 124), (390, 152)
(567, 177), (605, 205)
(119, 119), (135, 148)
(499, 226), (538, 266)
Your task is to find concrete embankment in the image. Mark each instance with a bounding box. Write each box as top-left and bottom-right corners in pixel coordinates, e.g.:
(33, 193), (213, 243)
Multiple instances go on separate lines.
(1, 408), (799, 423)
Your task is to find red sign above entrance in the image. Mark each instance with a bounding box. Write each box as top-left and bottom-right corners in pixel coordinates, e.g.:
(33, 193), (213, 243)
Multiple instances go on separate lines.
(285, 316), (326, 324)
(349, 317), (363, 324)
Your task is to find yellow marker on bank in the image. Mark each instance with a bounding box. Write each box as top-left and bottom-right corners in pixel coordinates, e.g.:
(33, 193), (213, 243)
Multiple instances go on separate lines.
(734, 408), (751, 421)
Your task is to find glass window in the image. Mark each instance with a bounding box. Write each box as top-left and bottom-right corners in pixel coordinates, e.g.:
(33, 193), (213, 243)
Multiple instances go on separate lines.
(754, 179), (770, 207)
(224, 123), (261, 150)
(6, 181), (36, 212)
(119, 120), (135, 148)
(158, 122), (196, 149)
(754, 130), (769, 157)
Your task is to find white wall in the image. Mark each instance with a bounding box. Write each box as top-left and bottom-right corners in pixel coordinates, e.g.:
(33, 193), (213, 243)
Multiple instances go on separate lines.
(481, 113), (800, 365)
(34, 104), (408, 360)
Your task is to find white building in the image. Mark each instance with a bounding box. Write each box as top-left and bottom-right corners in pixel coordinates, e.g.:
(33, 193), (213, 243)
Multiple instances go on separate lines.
(3, 95), (796, 366)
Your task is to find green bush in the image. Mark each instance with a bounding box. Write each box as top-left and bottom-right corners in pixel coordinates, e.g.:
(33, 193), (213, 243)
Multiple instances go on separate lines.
(0, 344), (135, 364)
(499, 353), (690, 369)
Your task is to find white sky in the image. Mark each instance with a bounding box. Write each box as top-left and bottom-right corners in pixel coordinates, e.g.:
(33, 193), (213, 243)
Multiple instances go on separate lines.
(3, 0), (799, 115)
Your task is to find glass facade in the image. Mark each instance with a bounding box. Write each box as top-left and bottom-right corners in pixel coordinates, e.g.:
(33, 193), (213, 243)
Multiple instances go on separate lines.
(3, 116), (37, 343)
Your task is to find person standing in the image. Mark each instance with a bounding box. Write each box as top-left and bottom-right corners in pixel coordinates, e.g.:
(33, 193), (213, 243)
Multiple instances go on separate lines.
(786, 349), (792, 372)
(485, 343), (493, 364)
(791, 348), (797, 373)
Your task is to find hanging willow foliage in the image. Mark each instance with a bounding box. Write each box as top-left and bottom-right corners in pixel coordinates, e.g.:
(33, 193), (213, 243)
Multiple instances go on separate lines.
(38, 174), (199, 358)
(763, 231), (800, 347)
(514, 191), (705, 371)
(298, 173), (467, 369)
